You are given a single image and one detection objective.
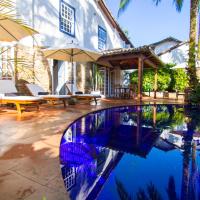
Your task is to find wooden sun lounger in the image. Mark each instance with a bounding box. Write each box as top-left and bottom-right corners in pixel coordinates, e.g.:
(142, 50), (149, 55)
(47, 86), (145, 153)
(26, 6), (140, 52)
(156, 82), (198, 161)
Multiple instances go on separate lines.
(65, 84), (101, 105)
(26, 84), (71, 107)
(0, 96), (42, 116)
(71, 94), (101, 105)
(40, 95), (71, 107)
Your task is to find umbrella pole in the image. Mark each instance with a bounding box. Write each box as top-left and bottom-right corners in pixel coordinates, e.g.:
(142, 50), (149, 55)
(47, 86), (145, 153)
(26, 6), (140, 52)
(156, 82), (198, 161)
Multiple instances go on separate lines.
(70, 49), (74, 94)
(71, 61), (73, 93)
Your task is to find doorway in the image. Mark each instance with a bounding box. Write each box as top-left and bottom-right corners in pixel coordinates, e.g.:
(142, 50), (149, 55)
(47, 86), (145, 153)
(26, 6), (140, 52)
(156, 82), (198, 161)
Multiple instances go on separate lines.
(53, 60), (68, 95)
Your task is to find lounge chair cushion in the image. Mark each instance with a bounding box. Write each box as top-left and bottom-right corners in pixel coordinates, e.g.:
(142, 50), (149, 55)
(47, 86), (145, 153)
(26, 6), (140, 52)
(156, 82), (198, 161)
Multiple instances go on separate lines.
(4, 92), (20, 96)
(2, 96), (42, 101)
(74, 94), (101, 98)
(75, 91), (83, 94)
(40, 95), (71, 99)
(73, 91), (101, 97)
(26, 83), (45, 96)
(91, 91), (101, 96)
(26, 83), (71, 99)
(38, 92), (49, 95)
(0, 80), (17, 94)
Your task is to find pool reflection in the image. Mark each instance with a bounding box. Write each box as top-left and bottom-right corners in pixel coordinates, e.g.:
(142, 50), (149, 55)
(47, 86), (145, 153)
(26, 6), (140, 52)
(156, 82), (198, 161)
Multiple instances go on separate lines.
(60, 105), (200, 200)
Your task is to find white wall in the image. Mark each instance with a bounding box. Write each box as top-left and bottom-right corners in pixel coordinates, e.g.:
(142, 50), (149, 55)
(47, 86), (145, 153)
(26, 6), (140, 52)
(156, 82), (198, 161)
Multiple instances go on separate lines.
(16, 0), (126, 50)
(15, 0), (128, 94)
(160, 43), (188, 66)
(154, 41), (179, 55)
(153, 41), (200, 69)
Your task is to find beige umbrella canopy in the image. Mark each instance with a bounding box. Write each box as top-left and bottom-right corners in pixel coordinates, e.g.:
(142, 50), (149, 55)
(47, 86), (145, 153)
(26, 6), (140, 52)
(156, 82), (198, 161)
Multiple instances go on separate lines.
(43, 46), (102, 92)
(43, 46), (102, 62)
(0, 15), (38, 42)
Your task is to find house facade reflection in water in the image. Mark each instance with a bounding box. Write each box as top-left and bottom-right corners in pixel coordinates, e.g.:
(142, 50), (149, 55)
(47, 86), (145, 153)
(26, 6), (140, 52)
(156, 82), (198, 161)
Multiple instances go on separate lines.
(60, 105), (200, 200)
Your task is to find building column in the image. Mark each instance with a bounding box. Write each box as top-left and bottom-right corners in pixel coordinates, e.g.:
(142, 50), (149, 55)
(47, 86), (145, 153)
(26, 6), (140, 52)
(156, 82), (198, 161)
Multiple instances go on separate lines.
(153, 104), (157, 127)
(138, 57), (143, 100)
(136, 106), (142, 146)
(154, 68), (158, 99)
(114, 66), (122, 85)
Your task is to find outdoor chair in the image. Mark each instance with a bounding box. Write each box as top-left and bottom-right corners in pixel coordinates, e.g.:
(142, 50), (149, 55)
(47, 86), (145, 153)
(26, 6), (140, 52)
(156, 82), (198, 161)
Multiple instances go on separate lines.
(26, 83), (71, 108)
(66, 84), (101, 105)
(123, 85), (132, 99)
(114, 84), (122, 98)
(114, 84), (133, 99)
(0, 80), (42, 116)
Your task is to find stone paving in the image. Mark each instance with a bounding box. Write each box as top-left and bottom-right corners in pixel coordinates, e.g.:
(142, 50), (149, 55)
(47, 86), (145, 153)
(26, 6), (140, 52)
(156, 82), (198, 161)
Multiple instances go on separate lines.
(0, 98), (183, 200)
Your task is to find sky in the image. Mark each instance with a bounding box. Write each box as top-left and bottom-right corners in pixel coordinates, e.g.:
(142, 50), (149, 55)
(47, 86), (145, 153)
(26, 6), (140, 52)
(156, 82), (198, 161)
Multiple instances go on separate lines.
(105, 0), (190, 47)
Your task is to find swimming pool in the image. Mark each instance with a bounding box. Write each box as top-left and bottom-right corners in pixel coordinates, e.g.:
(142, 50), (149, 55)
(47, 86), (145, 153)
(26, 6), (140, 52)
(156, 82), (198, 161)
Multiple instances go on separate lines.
(60, 105), (200, 200)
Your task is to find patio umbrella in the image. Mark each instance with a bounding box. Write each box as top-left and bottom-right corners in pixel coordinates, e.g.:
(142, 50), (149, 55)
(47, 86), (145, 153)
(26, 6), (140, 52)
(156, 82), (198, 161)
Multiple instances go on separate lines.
(43, 46), (102, 92)
(0, 15), (38, 42)
(43, 46), (101, 62)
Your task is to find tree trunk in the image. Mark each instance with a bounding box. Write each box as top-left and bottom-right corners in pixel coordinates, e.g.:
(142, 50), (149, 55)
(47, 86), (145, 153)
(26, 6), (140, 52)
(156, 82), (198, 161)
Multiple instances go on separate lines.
(198, 12), (200, 59)
(188, 0), (199, 89)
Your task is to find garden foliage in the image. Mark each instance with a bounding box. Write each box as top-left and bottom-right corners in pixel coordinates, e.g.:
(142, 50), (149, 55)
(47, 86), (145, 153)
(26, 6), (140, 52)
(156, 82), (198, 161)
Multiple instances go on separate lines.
(130, 64), (188, 92)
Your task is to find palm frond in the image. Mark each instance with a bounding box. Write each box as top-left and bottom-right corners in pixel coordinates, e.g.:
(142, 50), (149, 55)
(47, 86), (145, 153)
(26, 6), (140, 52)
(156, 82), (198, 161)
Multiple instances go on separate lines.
(199, 1), (200, 11)
(118, 0), (184, 17)
(0, 0), (15, 8)
(0, 0), (35, 29)
(118, 0), (132, 17)
(173, 0), (184, 12)
(153, 0), (183, 12)
(115, 177), (132, 200)
(147, 182), (162, 200)
(153, 0), (162, 6)
(166, 176), (179, 200)
(136, 188), (148, 200)
(0, 0), (15, 15)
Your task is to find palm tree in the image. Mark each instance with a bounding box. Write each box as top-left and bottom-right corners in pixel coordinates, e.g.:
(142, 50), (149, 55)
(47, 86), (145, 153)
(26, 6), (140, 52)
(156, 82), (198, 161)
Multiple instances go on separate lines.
(0, 0), (49, 90)
(118, 0), (199, 90)
(198, 12), (200, 59)
(188, 0), (199, 89)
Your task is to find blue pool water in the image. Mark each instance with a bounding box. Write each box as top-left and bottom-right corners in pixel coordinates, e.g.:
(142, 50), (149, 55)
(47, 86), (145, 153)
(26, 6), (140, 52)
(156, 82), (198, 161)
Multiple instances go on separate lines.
(59, 105), (200, 200)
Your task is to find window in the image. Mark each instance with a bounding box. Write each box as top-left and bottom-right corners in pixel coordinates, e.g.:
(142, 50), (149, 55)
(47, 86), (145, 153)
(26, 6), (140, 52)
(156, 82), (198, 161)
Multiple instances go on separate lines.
(63, 167), (76, 191)
(60, 0), (75, 37)
(98, 26), (107, 50)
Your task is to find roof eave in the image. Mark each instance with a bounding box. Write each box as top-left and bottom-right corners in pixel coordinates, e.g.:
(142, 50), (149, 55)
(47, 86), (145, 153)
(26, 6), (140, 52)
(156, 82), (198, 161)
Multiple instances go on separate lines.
(100, 46), (164, 68)
(150, 37), (182, 47)
(97, 0), (134, 48)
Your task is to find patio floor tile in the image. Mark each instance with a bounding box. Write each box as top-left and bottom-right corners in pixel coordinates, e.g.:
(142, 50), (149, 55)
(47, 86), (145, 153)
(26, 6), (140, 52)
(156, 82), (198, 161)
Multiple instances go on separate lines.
(0, 98), (184, 199)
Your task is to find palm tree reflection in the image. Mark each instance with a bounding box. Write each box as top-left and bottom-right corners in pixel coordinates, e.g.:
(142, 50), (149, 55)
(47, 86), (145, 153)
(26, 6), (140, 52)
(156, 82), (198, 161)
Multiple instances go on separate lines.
(167, 176), (178, 200)
(60, 105), (200, 199)
(116, 178), (162, 200)
(115, 105), (200, 200)
(181, 106), (200, 200)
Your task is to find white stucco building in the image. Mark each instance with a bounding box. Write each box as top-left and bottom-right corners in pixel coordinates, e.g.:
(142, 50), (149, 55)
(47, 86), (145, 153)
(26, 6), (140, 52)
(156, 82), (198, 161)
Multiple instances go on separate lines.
(0, 0), (133, 96)
(16, 0), (132, 50)
(150, 37), (199, 69)
(1, 0), (163, 98)
(12, 0), (132, 96)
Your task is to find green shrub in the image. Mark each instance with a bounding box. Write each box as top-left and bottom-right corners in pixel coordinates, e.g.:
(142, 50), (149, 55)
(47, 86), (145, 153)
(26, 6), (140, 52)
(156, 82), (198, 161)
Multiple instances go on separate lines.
(130, 69), (154, 92)
(157, 67), (171, 91)
(170, 69), (189, 92)
(130, 64), (188, 92)
(130, 64), (172, 92)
